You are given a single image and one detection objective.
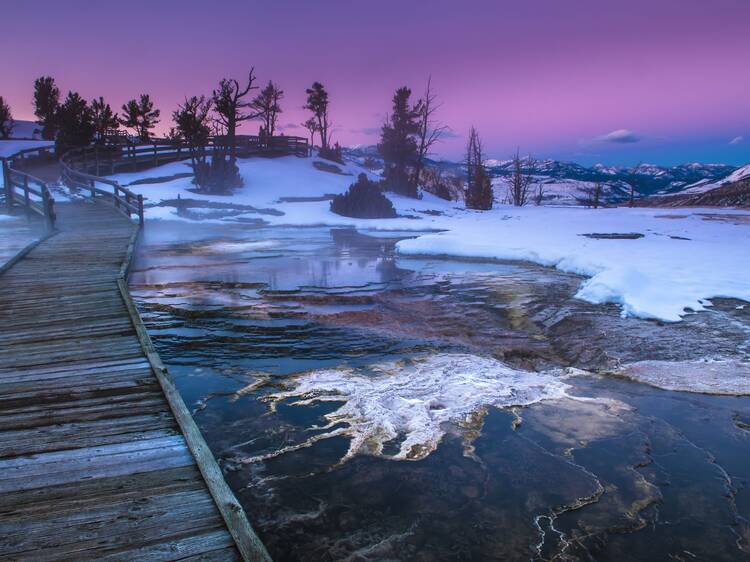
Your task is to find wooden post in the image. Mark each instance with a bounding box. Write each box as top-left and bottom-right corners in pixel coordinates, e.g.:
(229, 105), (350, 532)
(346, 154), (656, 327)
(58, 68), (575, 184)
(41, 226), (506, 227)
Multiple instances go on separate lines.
(95, 146), (101, 175)
(23, 176), (30, 219)
(90, 179), (96, 198)
(41, 185), (54, 231)
(153, 144), (158, 167)
(138, 194), (144, 227)
(131, 145), (137, 172)
(2, 160), (12, 213)
(114, 185), (120, 209)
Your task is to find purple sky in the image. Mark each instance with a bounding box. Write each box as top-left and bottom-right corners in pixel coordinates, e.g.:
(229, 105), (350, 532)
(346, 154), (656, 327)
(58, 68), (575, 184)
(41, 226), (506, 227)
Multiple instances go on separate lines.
(3, 0), (749, 166)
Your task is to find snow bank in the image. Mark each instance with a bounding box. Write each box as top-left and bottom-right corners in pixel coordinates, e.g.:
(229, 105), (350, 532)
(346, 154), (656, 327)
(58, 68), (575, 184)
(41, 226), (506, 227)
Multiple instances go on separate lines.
(396, 206), (750, 322)
(242, 354), (582, 463)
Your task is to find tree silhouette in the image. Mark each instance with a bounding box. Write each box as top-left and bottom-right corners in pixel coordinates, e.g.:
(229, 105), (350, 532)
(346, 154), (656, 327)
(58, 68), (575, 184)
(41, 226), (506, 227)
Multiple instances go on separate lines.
(0, 97), (14, 139)
(251, 81), (283, 137)
(33, 76), (60, 140)
(212, 69), (259, 162)
(90, 96), (119, 141)
(120, 94), (160, 142)
(304, 82), (331, 150)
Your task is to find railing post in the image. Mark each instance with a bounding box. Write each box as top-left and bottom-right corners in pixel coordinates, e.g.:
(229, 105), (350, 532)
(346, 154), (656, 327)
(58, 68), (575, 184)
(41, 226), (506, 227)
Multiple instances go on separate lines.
(90, 179), (96, 198)
(41, 185), (54, 231)
(2, 160), (12, 213)
(114, 185), (120, 209)
(95, 146), (101, 175)
(153, 143), (158, 167)
(22, 176), (32, 220)
(137, 194), (144, 227)
(131, 145), (137, 172)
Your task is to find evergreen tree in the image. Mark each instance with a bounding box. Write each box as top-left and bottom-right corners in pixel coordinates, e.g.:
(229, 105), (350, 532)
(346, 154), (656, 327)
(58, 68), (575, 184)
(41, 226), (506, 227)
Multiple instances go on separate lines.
(304, 82), (331, 150)
(120, 94), (160, 142)
(90, 96), (119, 141)
(0, 97), (14, 139)
(251, 81), (283, 137)
(464, 127), (493, 210)
(378, 86), (421, 197)
(212, 69), (258, 162)
(55, 91), (95, 155)
(173, 95), (212, 169)
(33, 76), (60, 140)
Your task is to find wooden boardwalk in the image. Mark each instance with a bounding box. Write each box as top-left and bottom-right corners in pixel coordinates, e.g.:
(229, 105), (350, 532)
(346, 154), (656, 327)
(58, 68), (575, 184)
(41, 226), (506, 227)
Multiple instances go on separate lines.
(0, 202), (269, 561)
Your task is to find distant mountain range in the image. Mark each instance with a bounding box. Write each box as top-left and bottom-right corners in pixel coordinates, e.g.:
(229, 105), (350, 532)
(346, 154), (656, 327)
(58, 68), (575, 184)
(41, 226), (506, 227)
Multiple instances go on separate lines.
(344, 145), (748, 204)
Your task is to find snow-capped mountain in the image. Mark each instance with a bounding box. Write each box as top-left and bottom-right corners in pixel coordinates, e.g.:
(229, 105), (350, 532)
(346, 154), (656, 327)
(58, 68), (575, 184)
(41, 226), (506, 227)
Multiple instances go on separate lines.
(343, 145), (744, 205)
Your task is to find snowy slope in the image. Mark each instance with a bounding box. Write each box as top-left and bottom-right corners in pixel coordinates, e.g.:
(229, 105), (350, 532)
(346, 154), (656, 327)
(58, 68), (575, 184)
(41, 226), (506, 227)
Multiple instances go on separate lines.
(0, 139), (54, 158)
(676, 163), (750, 195)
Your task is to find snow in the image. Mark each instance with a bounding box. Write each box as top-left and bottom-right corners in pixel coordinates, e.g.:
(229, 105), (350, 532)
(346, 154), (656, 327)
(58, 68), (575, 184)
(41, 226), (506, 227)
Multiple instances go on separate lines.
(241, 354), (584, 464)
(675, 163), (750, 195)
(618, 359), (750, 395)
(396, 206), (750, 322)
(107, 154), (750, 323)
(0, 140), (54, 158)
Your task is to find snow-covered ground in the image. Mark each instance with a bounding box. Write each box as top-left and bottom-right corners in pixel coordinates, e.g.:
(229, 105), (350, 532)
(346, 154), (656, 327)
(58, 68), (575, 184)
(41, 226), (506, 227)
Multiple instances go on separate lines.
(104, 155), (750, 322)
(0, 139), (54, 158)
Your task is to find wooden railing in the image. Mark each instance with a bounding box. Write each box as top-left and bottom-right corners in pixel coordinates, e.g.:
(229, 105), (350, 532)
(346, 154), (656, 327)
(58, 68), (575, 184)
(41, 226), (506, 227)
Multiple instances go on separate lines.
(1, 133), (309, 231)
(60, 162), (144, 227)
(1, 148), (56, 231)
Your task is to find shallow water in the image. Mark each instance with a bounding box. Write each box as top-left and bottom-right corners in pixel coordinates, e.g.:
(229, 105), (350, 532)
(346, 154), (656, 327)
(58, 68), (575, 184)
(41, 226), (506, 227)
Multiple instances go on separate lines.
(131, 221), (750, 561)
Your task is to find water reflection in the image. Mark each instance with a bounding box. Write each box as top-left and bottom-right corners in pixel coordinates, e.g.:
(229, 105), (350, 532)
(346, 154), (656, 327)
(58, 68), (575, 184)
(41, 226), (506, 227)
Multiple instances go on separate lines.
(131, 221), (750, 561)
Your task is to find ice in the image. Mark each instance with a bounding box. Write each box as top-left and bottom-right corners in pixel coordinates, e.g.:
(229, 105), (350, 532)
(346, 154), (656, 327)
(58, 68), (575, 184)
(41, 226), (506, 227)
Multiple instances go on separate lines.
(246, 353), (584, 463)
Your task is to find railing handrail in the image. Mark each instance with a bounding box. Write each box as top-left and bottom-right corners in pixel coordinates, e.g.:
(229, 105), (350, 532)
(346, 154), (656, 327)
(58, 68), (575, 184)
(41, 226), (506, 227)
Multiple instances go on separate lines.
(2, 147), (56, 231)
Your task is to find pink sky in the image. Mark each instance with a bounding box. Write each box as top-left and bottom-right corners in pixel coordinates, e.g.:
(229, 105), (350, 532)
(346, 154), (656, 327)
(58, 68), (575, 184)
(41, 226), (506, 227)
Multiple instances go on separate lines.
(2, 0), (749, 165)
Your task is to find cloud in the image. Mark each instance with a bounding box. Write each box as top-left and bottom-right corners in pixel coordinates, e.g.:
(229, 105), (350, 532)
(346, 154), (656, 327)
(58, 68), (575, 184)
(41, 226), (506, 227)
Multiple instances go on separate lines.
(441, 128), (460, 139)
(278, 123), (299, 130)
(596, 129), (642, 143)
(729, 136), (744, 145)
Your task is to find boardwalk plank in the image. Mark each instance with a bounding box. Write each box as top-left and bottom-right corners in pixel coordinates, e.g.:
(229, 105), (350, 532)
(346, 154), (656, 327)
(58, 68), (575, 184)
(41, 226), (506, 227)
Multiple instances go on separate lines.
(0, 202), (265, 561)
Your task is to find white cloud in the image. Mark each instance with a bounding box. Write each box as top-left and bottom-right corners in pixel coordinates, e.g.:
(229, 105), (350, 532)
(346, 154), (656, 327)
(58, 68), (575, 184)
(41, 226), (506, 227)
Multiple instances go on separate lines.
(596, 129), (642, 144)
(729, 136), (744, 145)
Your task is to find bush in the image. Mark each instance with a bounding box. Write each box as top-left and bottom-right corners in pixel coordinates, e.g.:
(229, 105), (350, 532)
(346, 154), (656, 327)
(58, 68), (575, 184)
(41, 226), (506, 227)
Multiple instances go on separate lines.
(330, 173), (397, 218)
(319, 142), (343, 163)
(194, 153), (243, 193)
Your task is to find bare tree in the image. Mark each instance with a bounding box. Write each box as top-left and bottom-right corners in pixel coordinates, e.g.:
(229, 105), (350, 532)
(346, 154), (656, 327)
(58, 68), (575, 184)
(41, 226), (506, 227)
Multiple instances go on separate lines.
(627, 163), (642, 207)
(576, 181), (604, 208)
(302, 117), (318, 156)
(533, 180), (545, 206)
(508, 150), (534, 206)
(411, 77), (449, 190)
(212, 69), (259, 162)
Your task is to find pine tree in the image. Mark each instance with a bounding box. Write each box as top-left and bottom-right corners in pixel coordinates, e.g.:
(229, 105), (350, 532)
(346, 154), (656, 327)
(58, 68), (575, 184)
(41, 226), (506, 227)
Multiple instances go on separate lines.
(55, 91), (95, 155)
(378, 87), (421, 197)
(173, 95), (212, 169)
(120, 94), (160, 142)
(464, 127), (493, 210)
(90, 96), (119, 140)
(0, 97), (14, 139)
(304, 82), (331, 150)
(251, 81), (283, 137)
(33, 76), (60, 140)
(302, 117), (318, 156)
(212, 70), (258, 162)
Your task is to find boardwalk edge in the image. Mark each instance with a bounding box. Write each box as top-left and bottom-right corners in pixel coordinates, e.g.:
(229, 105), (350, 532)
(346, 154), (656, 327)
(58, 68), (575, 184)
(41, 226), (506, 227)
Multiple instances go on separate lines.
(117, 225), (273, 562)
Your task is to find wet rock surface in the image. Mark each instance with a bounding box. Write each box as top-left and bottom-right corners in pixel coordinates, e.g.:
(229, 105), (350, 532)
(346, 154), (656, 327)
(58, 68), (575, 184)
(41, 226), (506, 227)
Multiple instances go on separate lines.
(131, 223), (750, 561)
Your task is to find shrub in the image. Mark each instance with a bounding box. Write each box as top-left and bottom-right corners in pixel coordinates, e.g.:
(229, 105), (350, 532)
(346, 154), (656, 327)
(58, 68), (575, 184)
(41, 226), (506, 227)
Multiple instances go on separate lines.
(194, 153), (243, 193)
(330, 173), (397, 218)
(319, 142), (343, 163)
